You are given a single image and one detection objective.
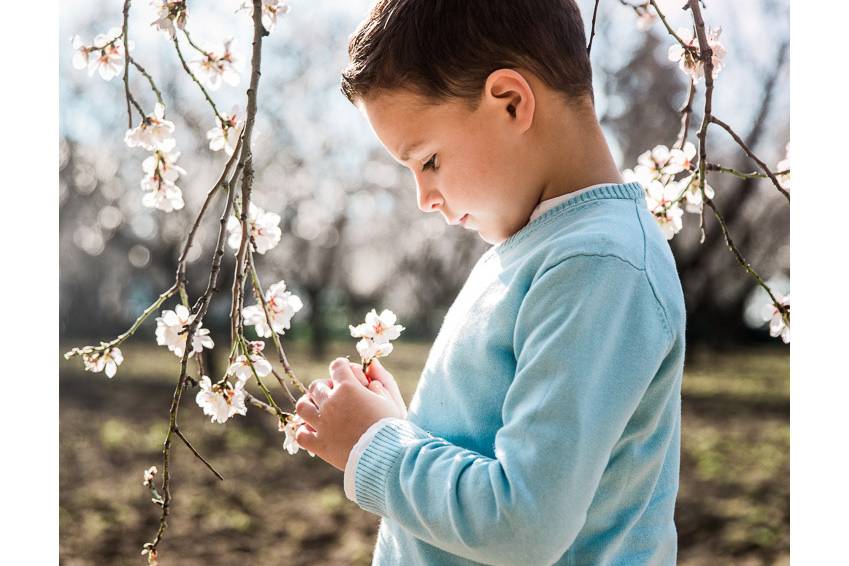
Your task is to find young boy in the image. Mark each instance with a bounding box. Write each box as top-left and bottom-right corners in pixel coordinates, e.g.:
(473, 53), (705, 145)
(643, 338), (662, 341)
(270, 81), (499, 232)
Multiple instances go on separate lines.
(293, 1), (687, 564)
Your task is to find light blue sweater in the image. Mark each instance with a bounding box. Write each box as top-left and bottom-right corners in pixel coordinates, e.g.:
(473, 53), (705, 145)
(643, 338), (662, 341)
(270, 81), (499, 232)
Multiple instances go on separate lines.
(349, 182), (686, 565)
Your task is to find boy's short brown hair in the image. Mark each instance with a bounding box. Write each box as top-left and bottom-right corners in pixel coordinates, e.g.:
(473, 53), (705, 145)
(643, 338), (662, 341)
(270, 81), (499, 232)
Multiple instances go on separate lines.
(341, 0), (594, 107)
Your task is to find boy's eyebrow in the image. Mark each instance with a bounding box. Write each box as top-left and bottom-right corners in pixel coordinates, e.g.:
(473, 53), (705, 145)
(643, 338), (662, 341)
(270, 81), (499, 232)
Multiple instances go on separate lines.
(398, 140), (425, 162)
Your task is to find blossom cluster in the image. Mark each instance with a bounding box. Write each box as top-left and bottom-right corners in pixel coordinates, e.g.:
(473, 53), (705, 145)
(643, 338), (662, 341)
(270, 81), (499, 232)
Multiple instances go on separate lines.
(150, 0), (187, 38)
(350, 309), (405, 368)
(155, 304), (214, 358)
(226, 202), (283, 255)
(81, 347), (124, 378)
(242, 280), (303, 337)
(71, 28), (130, 81)
(624, 142), (714, 240)
(667, 27), (726, 82)
(190, 39), (240, 91)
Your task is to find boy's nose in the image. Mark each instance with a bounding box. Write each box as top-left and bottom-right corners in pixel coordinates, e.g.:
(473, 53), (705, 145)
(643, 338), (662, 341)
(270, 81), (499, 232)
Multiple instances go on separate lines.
(416, 183), (444, 214)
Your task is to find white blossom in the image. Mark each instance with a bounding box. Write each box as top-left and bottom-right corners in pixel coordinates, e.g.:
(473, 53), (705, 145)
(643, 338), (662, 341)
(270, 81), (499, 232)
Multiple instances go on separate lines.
(279, 415), (313, 456)
(762, 294), (790, 344)
(227, 353), (273, 384)
(195, 376), (247, 424)
(226, 202), (282, 254)
(206, 107), (241, 155)
(645, 179), (684, 240)
(666, 142), (697, 176)
(140, 149), (186, 213)
(82, 347), (124, 378)
(79, 28), (129, 81)
(71, 35), (90, 70)
(667, 27), (726, 82)
(350, 309), (404, 365)
(349, 309), (405, 345)
(356, 338), (393, 361)
(242, 280), (303, 337)
(142, 466), (158, 487)
(678, 172), (715, 214)
(124, 103), (176, 152)
(150, 0), (187, 37)
(776, 142), (790, 190)
(190, 39), (240, 91)
(155, 304), (214, 358)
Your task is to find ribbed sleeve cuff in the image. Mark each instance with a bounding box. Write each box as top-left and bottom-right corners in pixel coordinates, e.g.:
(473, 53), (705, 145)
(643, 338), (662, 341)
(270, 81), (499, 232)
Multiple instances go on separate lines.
(351, 418), (433, 517)
(343, 417), (395, 502)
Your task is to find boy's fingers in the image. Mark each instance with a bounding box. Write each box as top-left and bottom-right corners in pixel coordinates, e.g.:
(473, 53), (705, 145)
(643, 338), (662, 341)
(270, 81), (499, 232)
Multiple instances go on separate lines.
(348, 361), (369, 387)
(295, 424), (320, 453)
(308, 379), (332, 409)
(329, 357), (360, 386)
(295, 394), (320, 427)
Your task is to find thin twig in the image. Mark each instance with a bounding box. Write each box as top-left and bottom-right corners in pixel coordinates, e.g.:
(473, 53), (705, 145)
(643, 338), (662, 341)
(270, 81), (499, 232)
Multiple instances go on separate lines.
(121, 0), (144, 128)
(710, 116), (790, 201)
(688, 0), (714, 243)
(649, 0), (698, 53)
(171, 34), (225, 124)
(230, 0), (267, 353)
(707, 162), (789, 181)
(128, 56), (164, 107)
(176, 130), (245, 282)
(174, 427), (224, 481)
(675, 79), (697, 149)
(64, 284), (179, 359)
(587, 0), (601, 55)
(247, 251), (307, 399)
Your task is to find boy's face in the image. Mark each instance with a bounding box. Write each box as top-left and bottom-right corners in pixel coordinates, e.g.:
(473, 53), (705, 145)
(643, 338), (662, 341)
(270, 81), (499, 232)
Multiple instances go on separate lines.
(358, 89), (540, 245)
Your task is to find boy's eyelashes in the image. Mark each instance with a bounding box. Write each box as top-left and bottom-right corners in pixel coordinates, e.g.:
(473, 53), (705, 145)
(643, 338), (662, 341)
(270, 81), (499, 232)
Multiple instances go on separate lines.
(422, 154), (438, 172)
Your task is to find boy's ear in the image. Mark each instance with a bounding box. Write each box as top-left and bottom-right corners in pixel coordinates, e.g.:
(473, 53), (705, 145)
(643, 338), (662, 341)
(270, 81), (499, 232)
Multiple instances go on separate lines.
(483, 69), (535, 133)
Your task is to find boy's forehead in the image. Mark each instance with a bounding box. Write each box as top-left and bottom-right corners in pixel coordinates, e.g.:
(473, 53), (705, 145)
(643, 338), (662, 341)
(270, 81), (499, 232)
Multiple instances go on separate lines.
(359, 91), (444, 162)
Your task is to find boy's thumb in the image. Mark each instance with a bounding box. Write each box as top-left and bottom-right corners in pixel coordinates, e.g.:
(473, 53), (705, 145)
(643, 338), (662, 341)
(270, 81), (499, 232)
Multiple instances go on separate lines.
(368, 380), (386, 397)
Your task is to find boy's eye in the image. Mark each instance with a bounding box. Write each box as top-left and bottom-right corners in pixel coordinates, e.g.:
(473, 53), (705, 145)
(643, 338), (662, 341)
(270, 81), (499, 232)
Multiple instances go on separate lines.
(422, 154), (438, 172)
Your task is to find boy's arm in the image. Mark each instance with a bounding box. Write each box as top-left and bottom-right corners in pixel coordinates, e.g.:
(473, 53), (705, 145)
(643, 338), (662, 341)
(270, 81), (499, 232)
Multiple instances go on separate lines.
(348, 254), (675, 565)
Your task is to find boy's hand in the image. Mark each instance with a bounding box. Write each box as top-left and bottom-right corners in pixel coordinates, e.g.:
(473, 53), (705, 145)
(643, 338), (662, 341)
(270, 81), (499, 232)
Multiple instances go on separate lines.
(294, 358), (406, 471)
(363, 358), (407, 418)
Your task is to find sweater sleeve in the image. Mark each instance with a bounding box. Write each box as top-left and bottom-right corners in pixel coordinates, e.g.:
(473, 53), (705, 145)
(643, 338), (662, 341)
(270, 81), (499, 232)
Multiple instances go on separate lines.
(350, 254), (674, 565)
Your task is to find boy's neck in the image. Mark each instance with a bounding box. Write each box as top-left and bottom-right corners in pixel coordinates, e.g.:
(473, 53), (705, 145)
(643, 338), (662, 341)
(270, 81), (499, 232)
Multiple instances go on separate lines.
(532, 97), (623, 207)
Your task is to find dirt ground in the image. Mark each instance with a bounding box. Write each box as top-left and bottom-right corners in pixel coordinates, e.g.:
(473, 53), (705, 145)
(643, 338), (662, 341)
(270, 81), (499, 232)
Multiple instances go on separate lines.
(59, 341), (788, 565)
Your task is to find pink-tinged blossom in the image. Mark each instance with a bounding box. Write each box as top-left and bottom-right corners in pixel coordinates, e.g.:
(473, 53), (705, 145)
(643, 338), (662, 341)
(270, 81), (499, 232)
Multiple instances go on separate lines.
(190, 39), (240, 91)
(195, 376), (247, 424)
(350, 309), (404, 366)
(636, 145), (674, 179)
(667, 27), (726, 82)
(82, 347), (124, 378)
(349, 309), (405, 345)
(226, 202), (282, 254)
(71, 36), (90, 70)
(666, 142), (697, 176)
(125, 103), (176, 152)
(356, 338), (393, 362)
(206, 107), (241, 155)
(762, 294), (790, 344)
(227, 353), (273, 385)
(140, 149), (186, 213)
(141, 547), (158, 566)
(155, 304), (214, 358)
(78, 28), (129, 81)
(150, 0), (187, 37)
(645, 179), (684, 240)
(242, 280), (303, 337)
(776, 143), (790, 190)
